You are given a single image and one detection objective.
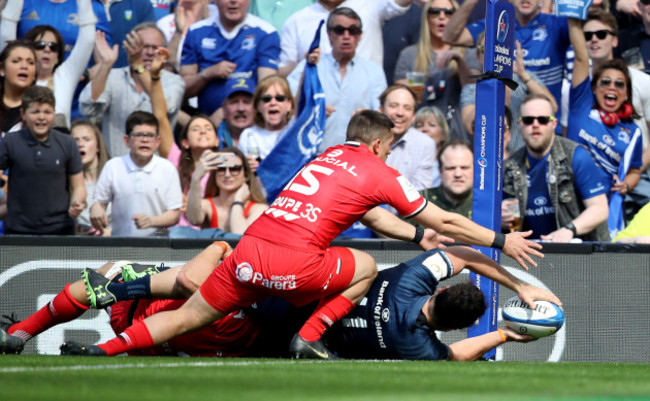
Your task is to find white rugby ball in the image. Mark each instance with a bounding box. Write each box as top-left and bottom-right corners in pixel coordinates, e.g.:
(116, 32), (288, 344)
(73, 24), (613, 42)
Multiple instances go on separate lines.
(501, 295), (565, 339)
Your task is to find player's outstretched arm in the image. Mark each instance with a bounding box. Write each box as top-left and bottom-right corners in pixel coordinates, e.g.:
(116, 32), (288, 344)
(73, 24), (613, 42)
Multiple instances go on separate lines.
(448, 327), (534, 361)
(412, 203), (543, 269)
(444, 246), (562, 308)
(361, 207), (454, 249)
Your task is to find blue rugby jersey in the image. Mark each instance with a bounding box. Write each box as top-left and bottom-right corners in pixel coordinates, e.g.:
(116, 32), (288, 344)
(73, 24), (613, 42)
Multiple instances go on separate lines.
(567, 78), (643, 187)
(181, 13), (280, 115)
(328, 250), (454, 360)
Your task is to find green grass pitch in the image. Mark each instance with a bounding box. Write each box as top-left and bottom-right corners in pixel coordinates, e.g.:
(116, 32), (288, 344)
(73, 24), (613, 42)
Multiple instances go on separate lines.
(1, 356), (650, 401)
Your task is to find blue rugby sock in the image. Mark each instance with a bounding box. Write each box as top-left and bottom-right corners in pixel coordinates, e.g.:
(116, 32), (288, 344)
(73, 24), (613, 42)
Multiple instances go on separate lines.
(107, 276), (152, 301)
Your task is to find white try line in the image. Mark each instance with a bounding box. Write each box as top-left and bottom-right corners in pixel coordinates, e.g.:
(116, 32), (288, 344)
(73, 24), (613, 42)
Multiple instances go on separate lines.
(0, 359), (404, 373)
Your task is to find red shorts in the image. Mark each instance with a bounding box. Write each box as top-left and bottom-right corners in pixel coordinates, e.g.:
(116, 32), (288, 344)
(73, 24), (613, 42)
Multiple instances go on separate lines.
(199, 235), (356, 314)
(109, 299), (260, 357)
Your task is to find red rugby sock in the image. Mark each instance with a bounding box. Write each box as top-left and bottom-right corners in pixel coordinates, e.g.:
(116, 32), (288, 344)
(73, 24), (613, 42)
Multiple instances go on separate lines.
(98, 321), (155, 356)
(298, 295), (354, 342)
(8, 284), (88, 341)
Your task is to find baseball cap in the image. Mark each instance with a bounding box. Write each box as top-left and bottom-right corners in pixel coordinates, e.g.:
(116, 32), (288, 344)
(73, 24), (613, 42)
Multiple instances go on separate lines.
(223, 78), (255, 99)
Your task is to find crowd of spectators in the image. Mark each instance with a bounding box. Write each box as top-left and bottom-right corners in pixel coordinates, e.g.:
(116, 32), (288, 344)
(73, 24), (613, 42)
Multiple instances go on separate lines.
(1, 0), (649, 243)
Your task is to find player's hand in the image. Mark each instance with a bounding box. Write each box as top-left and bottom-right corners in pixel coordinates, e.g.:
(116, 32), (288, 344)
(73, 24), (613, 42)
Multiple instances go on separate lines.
(501, 326), (536, 343)
(132, 213), (153, 229)
(419, 228), (455, 250)
(502, 230), (543, 270)
(516, 282), (562, 309)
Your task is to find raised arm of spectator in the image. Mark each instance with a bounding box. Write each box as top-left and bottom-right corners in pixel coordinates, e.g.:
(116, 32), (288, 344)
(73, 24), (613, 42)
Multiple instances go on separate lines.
(442, 0), (479, 47)
(88, 31), (118, 101)
(148, 47), (173, 157)
(0, 0), (21, 51)
(185, 150), (219, 226)
(570, 17), (589, 89)
(181, 60), (236, 99)
(513, 40), (557, 112)
(228, 184), (268, 234)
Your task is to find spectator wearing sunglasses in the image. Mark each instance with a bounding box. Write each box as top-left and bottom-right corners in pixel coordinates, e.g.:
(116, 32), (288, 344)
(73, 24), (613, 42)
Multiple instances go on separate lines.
(444, 0), (570, 134)
(185, 147), (268, 235)
(89, 111), (182, 237)
(568, 17), (644, 237)
(287, 7), (387, 153)
(0, 0), (96, 130)
(238, 75), (295, 168)
(394, 0), (476, 142)
(502, 94), (610, 242)
(278, 0), (415, 77)
(574, 9), (650, 222)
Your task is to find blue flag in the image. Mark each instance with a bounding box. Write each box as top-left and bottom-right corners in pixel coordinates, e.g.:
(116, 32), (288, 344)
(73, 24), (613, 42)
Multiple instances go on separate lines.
(257, 21), (327, 203)
(608, 127), (642, 238)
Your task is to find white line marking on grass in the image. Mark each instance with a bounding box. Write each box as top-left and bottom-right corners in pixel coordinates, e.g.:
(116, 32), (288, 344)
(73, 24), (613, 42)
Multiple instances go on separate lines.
(0, 359), (404, 373)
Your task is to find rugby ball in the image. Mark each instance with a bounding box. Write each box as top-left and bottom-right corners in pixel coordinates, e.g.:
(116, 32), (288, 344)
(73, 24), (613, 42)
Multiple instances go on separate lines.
(501, 295), (565, 339)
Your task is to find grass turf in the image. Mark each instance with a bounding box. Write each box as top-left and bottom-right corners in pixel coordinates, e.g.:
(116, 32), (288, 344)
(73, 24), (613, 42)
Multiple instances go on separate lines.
(1, 356), (649, 401)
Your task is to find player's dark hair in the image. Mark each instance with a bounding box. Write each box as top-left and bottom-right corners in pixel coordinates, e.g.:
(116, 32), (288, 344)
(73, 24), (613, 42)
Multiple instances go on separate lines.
(125, 111), (159, 136)
(431, 282), (486, 330)
(22, 85), (55, 110)
(346, 109), (394, 144)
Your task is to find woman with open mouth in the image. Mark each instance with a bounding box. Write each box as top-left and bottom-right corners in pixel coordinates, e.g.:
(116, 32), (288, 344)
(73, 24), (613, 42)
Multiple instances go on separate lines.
(0, 0), (96, 131)
(238, 75), (296, 170)
(0, 40), (36, 138)
(567, 18), (643, 235)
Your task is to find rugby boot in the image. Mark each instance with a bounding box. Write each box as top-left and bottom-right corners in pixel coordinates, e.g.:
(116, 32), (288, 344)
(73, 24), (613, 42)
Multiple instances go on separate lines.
(60, 341), (107, 356)
(0, 327), (24, 354)
(289, 333), (338, 360)
(83, 268), (116, 309)
(120, 262), (166, 282)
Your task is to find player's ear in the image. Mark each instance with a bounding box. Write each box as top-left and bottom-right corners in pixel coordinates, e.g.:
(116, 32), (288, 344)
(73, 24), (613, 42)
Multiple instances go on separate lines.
(370, 138), (382, 155)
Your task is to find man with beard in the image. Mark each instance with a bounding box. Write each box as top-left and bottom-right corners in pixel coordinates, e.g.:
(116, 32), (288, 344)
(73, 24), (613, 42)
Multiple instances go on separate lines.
(420, 139), (473, 218)
(502, 94), (610, 242)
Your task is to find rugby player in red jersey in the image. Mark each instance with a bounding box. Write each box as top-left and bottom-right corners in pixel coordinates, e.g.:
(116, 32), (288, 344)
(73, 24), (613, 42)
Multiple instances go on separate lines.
(57, 110), (543, 358)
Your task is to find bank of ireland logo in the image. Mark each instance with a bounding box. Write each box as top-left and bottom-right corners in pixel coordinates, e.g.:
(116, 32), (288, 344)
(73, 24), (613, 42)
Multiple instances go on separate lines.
(235, 262), (254, 282)
(478, 157), (488, 168)
(496, 10), (509, 43)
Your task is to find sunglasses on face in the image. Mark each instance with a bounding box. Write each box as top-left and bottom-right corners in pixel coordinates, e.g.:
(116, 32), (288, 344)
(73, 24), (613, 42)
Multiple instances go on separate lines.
(216, 165), (244, 176)
(129, 132), (157, 139)
(583, 29), (614, 41)
(329, 25), (363, 36)
(260, 94), (288, 103)
(33, 41), (60, 52)
(519, 116), (555, 125)
(598, 77), (626, 90)
(428, 7), (455, 16)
